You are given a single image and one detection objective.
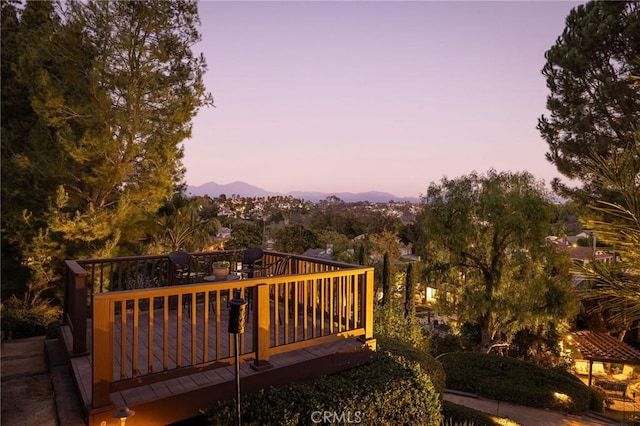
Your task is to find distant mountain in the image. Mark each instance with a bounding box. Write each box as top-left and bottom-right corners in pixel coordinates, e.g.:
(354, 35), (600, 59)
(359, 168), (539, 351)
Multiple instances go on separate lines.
(186, 181), (420, 203)
(187, 181), (273, 198)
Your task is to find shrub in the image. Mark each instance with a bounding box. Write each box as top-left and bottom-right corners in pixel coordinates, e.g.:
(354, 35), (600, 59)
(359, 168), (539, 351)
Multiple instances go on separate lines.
(206, 349), (442, 425)
(426, 332), (465, 357)
(377, 336), (446, 394)
(439, 352), (601, 414)
(1, 295), (61, 339)
(374, 301), (426, 347)
(442, 400), (505, 426)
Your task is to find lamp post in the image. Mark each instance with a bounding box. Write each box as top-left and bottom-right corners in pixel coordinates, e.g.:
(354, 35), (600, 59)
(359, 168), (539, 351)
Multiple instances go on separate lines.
(113, 407), (135, 426)
(228, 297), (248, 426)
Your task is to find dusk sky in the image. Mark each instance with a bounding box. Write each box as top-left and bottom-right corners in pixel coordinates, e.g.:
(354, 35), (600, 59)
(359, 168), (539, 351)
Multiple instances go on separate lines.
(184, 1), (584, 198)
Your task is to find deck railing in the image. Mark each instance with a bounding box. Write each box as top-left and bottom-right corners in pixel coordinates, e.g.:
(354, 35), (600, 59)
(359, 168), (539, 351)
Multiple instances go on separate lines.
(63, 251), (375, 409)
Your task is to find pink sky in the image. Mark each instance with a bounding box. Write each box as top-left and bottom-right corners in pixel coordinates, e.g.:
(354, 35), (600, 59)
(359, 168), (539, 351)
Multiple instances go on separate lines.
(183, 1), (583, 198)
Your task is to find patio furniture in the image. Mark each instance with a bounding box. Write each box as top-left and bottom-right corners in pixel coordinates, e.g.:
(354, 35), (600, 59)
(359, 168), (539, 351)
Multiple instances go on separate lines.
(238, 248), (264, 278)
(595, 379), (628, 398)
(613, 364), (635, 381)
(169, 250), (205, 316)
(253, 255), (291, 277)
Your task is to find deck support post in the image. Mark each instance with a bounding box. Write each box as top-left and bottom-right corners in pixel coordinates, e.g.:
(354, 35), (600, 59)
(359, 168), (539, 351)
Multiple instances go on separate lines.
(93, 296), (114, 409)
(252, 283), (273, 371)
(66, 260), (89, 355)
(357, 269), (377, 351)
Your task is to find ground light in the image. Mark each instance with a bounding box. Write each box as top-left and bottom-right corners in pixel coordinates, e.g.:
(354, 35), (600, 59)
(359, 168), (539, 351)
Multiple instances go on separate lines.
(113, 406), (135, 426)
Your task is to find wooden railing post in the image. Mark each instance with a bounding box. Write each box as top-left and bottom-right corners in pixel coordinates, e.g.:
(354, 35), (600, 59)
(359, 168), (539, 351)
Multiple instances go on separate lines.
(359, 269), (376, 350)
(65, 260), (89, 355)
(92, 296), (114, 409)
(252, 283), (272, 371)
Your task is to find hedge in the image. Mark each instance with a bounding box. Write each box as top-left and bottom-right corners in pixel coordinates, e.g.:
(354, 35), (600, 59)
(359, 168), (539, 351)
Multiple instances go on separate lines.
(442, 400), (514, 426)
(206, 349), (443, 425)
(376, 336), (446, 394)
(439, 352), (603, 414)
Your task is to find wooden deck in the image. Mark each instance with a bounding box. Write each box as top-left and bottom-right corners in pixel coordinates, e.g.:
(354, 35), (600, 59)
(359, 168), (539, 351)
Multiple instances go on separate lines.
(62, 252), (377, 425)
(65, 300), (361, 401)
(62, 326), (371, 425)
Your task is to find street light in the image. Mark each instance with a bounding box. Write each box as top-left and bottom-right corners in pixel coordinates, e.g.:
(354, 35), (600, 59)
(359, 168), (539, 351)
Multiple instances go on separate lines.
(113, 407), (135, 426)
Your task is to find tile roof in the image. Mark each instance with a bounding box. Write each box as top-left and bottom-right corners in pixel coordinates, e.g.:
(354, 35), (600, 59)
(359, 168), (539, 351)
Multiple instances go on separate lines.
(569, 330), (640, 364)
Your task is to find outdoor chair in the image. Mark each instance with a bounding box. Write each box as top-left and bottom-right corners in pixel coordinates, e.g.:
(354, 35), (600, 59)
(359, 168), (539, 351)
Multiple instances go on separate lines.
(613, 364), (635, 382)
(169, 250), (208, 316)
(254, 255), (291, 278)
(238, 248), (264, 278)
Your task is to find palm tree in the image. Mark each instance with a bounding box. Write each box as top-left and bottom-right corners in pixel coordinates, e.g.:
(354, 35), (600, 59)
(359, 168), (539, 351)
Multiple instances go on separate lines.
(152, 194), (220, 253)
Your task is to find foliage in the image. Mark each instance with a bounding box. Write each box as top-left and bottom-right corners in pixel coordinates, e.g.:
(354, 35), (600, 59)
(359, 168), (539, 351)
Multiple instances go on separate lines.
(224, 221), (263, 250)
(1, 295), (61, 339)
(357, 243), (367, 266)
(439, 352), (603, 414)
(147, 194), (220, 253)
(205, 349), (442, 425)
(316, 229), (354, 262)
(442, 401), (515, 426)
(537, 1), (640, 201)
(425, 333), (465, 358)
(421, 170), (578, 351)
(308, 196), (399, 238)
(376, 336), (446, 394)
(274, 224), (319, 254)
(1, 0), (64, 299)
(1, 0), (212, 309)
(381, 252), (391, 305)
(374, 300), (426, 348)
(368, 230), (403, 262)
(577, 143), (640, 336)
(405, 262), (416, 318)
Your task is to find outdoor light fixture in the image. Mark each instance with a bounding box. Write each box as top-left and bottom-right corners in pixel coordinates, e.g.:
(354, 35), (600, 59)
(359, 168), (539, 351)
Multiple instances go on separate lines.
(113, 407), (135, 426)
(228, 297), (248, 426)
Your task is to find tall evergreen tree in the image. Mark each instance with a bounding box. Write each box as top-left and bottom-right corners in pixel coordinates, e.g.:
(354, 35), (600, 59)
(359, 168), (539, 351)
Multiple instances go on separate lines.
(357, 244), (367, 266)
(381, 252), (391, 306)
(404, 263), (416, 318)
(1, 0), (212, 299)
(1, 0), (66, 296)
(537, 1), (640, 201)
(579, 143), (640, 340)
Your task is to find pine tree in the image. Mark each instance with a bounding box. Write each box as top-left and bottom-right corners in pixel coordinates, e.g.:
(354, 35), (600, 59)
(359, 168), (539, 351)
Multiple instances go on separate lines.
(538, 1), (639, 201)
(1, 0), (213, 300)
(579, 142), (640, 339)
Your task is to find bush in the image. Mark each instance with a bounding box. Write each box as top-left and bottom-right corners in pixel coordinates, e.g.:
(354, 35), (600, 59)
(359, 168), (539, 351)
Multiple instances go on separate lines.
(439, 352), (601, 414)
(374, 301), (426, 347)
(426, 333), (465, 357)
(206, 349), (442, 425)
(1, 295), (61, 339)
(442, 400), (504, 426)
(377, 336), (446, 394)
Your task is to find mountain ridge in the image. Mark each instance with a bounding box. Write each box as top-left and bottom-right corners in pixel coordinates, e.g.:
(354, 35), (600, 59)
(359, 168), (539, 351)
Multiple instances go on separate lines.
(186, 181), (421, 203)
